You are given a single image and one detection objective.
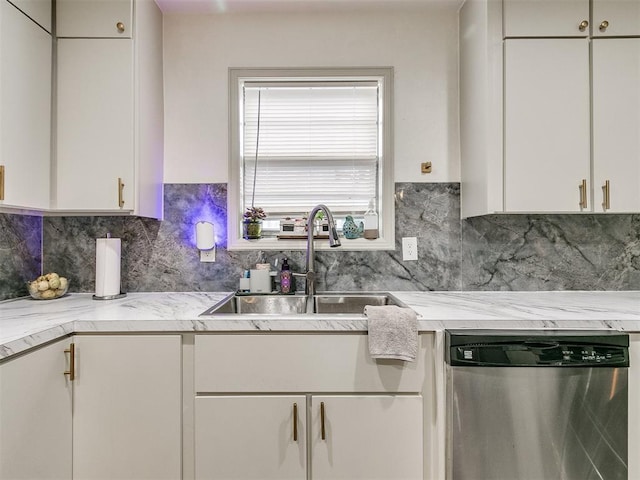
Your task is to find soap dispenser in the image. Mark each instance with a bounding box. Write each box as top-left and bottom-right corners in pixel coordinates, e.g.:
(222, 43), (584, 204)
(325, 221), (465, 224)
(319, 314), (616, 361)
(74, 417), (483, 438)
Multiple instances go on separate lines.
(280, 258), (293, 294)
(363, 198), (379, 239)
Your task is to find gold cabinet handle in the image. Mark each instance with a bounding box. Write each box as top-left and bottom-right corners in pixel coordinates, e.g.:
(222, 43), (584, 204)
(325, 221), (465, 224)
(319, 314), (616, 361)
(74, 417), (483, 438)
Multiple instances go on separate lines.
(602, 180), (610, 210)
(64, 343), (75, 381)
(116, 22), (125, 33)
(320, 401), (326, 440)
(599, 20), (609, 32)
(0, 165), (4, 201)
(578, 20), (589, 31)
(579, 179), (588, 209)
(118, 177), (125, 208)
(293, 403), (298, 442)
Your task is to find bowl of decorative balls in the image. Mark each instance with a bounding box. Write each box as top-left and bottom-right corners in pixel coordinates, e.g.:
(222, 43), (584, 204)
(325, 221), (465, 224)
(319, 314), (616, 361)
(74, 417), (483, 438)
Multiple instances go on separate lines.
(27, 273), (69, 300)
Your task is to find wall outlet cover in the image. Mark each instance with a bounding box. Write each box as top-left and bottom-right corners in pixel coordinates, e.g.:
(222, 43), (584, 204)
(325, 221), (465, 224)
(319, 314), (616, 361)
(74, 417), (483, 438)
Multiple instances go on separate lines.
(200, 248), (216, 262)
(402, 237), (418, 261)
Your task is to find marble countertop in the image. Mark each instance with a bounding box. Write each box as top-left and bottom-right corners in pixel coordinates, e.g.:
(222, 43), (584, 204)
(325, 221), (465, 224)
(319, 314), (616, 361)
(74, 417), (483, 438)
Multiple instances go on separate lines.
(1, 291), (639, 359)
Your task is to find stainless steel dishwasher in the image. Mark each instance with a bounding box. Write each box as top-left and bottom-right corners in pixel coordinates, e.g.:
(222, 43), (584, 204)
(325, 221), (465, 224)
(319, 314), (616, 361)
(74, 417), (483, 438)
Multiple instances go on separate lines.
(445, 330), (629, 480)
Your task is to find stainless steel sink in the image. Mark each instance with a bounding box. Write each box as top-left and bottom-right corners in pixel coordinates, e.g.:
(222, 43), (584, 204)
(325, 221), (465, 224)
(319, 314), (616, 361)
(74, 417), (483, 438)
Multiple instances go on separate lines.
(200, 292), (410, 316)
(200, 294), (308, 315)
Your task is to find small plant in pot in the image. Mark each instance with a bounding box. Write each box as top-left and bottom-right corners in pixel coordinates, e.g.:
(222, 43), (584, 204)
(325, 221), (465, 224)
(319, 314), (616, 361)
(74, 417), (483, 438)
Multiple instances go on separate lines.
(243, 206), (267, 239)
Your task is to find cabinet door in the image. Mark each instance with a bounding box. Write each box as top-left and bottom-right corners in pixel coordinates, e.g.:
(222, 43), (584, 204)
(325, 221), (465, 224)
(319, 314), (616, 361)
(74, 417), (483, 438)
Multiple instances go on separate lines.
(0, 338), (72, 479)
(195, 396), (307, 479)
(592, 0), (640, 37)
(630, 335), (640, 480)
(56, 38), (134, 212)
(57, 0), (132, 38)
(0, 0), (51, 210)
(503, 0), (589, 37)
(311, 395), (423, 480)
(593, 38), (640, 213)
(73, 335), (181, 479)
(9, 0), (51, 32)
(504, 39), (590, 212)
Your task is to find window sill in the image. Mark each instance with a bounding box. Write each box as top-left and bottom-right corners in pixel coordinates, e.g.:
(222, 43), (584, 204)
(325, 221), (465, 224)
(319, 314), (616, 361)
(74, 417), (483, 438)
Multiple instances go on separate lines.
(227, 235), (395, 251)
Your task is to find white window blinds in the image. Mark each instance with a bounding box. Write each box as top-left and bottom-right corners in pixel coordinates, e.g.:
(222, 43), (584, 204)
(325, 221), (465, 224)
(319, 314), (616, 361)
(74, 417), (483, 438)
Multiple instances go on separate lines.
(242, 82), (380, 214)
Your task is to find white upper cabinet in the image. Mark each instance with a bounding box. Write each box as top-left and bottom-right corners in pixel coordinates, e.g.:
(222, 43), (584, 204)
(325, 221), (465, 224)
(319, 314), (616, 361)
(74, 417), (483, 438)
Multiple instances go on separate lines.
(592, 0), (640, 37)
(460, 0), (640, 217)
(56, 38), (134, 212)
(56, 0), (132, 38)
(592, 38), (640, 212)
(504, 39), (590, 212)
(55, 0), (164, 218)
(0, 0), (51, 211)
(503, 0), (590, 37)
(9, 0), (51, 32)
(503, 0), (640, 38)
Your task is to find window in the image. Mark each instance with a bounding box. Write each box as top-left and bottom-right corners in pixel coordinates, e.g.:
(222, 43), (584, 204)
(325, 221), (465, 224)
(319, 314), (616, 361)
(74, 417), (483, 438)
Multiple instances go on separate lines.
(229, 68), (394, 250)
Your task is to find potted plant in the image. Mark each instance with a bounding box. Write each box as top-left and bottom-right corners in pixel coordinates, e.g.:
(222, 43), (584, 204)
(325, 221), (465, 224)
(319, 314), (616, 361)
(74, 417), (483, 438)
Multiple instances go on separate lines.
(243, 206), (266, 239)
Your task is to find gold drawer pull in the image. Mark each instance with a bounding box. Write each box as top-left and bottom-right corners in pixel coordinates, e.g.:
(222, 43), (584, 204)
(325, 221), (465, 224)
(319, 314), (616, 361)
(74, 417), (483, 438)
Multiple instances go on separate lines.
(293, 403), (298, 442)
(118, 177), (125, 208)
(64, 343), (75, 381)
(579, 179), (587, 209)
(602, 180), (610, 210)
(599, 20), (609, 32)
(320, 401), (326, 440)
(578, 20), (589, 31)
(116, 22), (125, 33)
(0, 165), (4, 201)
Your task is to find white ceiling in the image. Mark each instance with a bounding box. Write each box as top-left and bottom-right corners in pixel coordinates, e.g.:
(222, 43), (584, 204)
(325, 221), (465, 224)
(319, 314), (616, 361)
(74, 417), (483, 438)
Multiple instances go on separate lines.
(154, 0), (462, 15)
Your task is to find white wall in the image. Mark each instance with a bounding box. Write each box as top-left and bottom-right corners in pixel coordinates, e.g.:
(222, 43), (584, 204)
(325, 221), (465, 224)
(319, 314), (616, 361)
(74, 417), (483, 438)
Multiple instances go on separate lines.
(163, 7), (460, 184)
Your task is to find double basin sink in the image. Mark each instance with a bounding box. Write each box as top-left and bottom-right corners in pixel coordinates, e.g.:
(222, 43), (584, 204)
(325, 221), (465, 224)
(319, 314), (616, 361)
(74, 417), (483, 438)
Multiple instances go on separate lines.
(200, 292), (410, 316)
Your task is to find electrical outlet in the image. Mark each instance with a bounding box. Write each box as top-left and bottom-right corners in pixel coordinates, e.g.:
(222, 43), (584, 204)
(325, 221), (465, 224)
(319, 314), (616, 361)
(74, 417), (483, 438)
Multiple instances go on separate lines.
(402, 237), (418, 261)
(200, 248), (216, 263)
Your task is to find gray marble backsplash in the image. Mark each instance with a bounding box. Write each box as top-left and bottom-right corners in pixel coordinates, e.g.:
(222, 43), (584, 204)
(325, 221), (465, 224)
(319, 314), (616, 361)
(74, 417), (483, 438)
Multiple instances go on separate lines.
(0, 214), (42, 300)
(1, 183), (639, 300)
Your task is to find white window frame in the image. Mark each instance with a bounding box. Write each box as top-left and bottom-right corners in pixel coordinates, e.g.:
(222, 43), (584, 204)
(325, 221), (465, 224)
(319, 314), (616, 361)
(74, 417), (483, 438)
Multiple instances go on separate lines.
(228, 67), (394, 251)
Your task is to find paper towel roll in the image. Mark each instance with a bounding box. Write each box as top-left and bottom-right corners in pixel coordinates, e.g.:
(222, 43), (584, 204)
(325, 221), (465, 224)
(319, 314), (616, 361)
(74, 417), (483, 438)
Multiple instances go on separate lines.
(95, 238), (121, 297)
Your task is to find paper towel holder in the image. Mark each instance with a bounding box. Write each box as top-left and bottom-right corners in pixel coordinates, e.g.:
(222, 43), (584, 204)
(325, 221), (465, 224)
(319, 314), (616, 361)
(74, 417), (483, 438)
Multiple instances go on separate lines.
(93, 292), (127, 301)
(92, 233), (127, 301)
(196, 221), (216, 262)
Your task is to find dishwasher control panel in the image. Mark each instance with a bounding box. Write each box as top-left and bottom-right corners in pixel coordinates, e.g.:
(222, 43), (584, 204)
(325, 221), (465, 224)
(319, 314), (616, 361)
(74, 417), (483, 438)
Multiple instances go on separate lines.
(446, 330), (629, 367)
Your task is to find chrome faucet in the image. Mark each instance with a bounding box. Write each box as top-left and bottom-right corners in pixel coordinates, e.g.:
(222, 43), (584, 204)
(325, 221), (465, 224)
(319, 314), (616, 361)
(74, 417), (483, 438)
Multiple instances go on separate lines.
(303, 204), (341, 312)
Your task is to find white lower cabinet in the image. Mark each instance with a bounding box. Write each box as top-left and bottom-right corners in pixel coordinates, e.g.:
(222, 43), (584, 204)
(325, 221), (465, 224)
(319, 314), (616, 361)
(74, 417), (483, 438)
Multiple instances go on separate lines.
(196, 395), (307, 479)
(193, 334), (428, 479)
(0, 338), (73, 479)
(629, 334), (640, 480)
(310, 395), (423, 480)
(72, 335), (182, 479)
(195, 394), (423, 480)
(0, 335), (182, 480)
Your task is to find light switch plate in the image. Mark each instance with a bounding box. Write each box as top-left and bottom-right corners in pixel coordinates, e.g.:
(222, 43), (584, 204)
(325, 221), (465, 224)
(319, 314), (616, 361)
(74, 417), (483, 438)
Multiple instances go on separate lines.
(402, 237), (418, 261)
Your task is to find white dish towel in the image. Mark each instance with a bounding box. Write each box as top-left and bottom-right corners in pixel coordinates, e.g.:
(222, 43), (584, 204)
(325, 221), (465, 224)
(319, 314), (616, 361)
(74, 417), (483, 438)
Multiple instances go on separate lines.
(365, 305), (418, 362)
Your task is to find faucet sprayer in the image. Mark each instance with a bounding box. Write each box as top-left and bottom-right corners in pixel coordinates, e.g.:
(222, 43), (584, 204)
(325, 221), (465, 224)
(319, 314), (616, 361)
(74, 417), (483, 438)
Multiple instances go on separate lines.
(302, 204), (341, 312)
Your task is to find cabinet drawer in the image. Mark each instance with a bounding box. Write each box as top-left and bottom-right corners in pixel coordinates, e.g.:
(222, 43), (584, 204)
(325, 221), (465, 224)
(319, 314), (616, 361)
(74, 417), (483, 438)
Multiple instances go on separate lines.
(195, 334), (428, 393)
